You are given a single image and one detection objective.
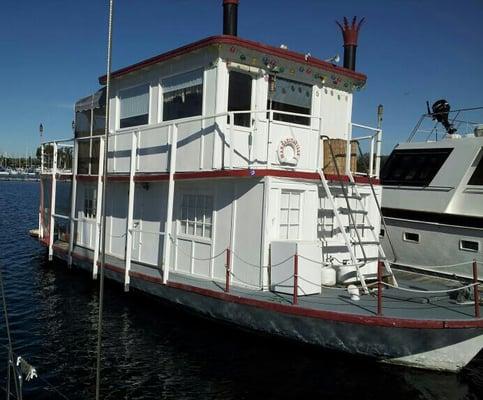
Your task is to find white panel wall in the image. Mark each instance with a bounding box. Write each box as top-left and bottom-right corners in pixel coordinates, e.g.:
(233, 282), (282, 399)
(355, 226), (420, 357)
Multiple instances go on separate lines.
(320, 88), (352, 140)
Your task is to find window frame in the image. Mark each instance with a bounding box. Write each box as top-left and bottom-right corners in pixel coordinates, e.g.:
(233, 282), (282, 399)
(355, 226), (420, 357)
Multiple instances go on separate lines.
(159, 69), (204, 123)
(117, 83), (151, 130)
(403, 231), (420, 244)
(177, 193), (214, 241)
(459, 239), (480, 253)
(227, 69), (255, 129)
(279, 190), (302, 240)
(83, 185), (97, 219)
(467, 148), (483, 186)
(268, 77), (313, 127)
(381, 147), (453, 187)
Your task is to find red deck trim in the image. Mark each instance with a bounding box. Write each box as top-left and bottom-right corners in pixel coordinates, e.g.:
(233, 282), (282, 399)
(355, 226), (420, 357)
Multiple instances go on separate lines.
(78, 170), (380, 185)
(55, 248), (483, 330)
(130, 170), (379, 184)
(76, 174), (99, 182)
(99, 35), (367, 85)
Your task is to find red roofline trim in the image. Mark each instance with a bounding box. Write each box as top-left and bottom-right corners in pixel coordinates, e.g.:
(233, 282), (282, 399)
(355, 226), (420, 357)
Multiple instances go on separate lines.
(99, 35), (366, 85)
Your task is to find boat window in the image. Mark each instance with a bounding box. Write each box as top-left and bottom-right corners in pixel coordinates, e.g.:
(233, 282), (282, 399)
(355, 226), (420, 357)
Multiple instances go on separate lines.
(83, 185), (97, 219)
(119, 84), (150, 128)
(403, 232), (419, 243)
(279, 190), (301, 240)
(178, 194), (213, 239)
(162, 69), (203, 122)
(268, 78), (312, 126)
(380, 148), (453, 186)
(75, 110), (91, 138)
(78, 141), (90, 175)
(228, 71), (252, 127)
(459, 240), (479, 252)
(468, 149), (483, 185)
(379, 229), (385, 238)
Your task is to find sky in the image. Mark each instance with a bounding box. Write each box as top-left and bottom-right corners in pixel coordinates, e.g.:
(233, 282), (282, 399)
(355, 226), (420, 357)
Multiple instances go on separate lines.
(0, 0), (482, 156)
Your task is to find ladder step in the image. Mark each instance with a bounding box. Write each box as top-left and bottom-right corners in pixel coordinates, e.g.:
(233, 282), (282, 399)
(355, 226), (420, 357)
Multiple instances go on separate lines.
(357, 256), (385, 262)
(338, 208), (368, 215)
(334, 194), (362, 200)
(351, 240), (380, 245)
(346, 224), (375, 230)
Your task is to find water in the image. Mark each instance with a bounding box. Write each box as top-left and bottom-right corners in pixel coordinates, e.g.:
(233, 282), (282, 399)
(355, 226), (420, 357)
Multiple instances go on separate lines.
(0, 180), (481, 400)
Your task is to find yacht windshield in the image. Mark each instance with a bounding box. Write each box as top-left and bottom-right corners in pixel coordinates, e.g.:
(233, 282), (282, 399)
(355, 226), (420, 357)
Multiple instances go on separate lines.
(381, 148), (453, 186)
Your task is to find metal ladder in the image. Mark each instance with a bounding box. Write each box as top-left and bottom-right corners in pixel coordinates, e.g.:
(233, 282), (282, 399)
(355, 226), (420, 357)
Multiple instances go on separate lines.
(350, 139), (398, 286)
(318, 170), (369, 294)
(346, 171), (397, 285)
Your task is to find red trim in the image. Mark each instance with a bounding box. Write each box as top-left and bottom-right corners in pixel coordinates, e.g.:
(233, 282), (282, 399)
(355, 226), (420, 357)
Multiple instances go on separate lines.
(56, 249), (483, 329)
(56, 174), (72, 181)
(223, 0), (239, 4)
(76, 174), (99, 182)
(131, 169), (379, 185)
(166, 281), (483, 330)
(99, 36), (367, 85)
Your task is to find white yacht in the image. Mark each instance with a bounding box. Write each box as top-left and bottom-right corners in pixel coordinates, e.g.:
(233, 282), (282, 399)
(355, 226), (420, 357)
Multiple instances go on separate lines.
(381, 101), (483, 280)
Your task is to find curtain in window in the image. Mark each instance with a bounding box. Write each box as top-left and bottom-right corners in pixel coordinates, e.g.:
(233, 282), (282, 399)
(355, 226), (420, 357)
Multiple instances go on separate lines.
(120, 85), (149, 119)
(162, 69), (203, 93)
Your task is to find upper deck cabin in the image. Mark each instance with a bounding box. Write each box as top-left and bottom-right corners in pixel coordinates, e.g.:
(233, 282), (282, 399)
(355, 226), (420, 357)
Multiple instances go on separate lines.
(74, 34), (368, 178)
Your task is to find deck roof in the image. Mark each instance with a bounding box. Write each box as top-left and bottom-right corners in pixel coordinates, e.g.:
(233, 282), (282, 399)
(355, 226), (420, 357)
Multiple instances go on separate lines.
(99, 35), (367, 85)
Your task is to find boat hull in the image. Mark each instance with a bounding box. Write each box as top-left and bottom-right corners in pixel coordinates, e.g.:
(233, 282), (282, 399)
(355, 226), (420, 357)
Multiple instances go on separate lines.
(54, 249), (483, 372)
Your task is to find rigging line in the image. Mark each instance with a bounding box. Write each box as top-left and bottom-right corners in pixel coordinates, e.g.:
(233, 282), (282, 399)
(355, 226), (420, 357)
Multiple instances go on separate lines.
(0, 261), (21, 399)
(96, 1), (114, 400)
(382, 281), (479, 294)
(35, 376), (72, 400)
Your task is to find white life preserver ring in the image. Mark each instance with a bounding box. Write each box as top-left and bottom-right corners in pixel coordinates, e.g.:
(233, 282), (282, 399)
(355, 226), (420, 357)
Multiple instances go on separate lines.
(277, 137), (301, 166)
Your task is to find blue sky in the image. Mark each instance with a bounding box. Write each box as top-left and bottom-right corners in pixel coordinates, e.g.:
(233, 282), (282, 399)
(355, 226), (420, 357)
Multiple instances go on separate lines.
(1, 0), (482, 156)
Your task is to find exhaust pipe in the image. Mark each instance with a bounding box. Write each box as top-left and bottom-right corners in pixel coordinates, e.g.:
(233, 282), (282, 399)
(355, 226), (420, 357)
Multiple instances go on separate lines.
(336, 16), (364, 71)
(223, 0), (239, 36)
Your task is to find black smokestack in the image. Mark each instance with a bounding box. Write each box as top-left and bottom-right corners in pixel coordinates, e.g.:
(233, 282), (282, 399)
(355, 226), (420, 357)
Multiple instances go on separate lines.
(223, 0), (239, 36)
(336, 16), (364, 71)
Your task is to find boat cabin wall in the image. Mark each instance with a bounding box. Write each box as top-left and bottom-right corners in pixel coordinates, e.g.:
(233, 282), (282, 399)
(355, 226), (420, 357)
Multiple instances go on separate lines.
(105, 46), (354, 175)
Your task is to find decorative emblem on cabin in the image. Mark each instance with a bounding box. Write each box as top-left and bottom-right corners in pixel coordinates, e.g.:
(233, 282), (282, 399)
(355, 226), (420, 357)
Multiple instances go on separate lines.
(277, 138), (301, 166)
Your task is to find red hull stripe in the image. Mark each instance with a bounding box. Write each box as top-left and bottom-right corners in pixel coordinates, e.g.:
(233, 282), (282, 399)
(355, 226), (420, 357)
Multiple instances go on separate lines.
(48, 246), (483, 330)
(99, 35), (366, 85)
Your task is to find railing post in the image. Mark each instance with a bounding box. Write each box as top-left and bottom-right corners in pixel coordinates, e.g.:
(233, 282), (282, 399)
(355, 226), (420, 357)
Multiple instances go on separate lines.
(162, 124), (178, 284)
(48, 142), (58, 261)
(377, 260), (383, 316)
(293, 253), (298, 305)
(345, 123), (352, 175)
(92, 136), (105, 279)
(124, 132), (137, 291)
(68, 139), (79, 267)
(225, 248), (231, 293)
(369, 136), (375, 177)
(473, 259), (480, 318)
(229, 113), (234, 169)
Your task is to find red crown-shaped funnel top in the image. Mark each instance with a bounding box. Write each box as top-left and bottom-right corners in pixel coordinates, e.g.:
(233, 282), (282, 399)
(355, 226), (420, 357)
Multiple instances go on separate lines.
(336, 16), (364, 47)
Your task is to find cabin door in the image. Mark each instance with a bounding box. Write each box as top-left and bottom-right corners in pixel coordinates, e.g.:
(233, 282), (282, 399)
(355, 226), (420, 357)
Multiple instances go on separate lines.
(225, 70), (257, 168)
(131, 183), (163, 267)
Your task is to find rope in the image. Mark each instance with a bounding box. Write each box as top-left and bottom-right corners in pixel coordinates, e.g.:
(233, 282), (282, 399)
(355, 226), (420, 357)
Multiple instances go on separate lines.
(382, 281), (479, 294)
(395, 260), (476, 269)
(169, 237), (226, 261)
(232, 251), (294, 269)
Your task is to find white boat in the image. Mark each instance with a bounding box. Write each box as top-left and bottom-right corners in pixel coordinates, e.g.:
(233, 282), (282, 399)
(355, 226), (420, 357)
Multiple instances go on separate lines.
(381, 102), (483, 281)
(36, 1), (482, 372)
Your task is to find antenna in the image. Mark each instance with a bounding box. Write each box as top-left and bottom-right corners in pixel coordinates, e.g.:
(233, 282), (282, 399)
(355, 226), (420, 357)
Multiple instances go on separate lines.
(426, 101), (431, 116)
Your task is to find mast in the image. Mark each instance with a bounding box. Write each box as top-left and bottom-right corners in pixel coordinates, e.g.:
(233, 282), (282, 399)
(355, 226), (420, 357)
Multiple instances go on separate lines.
(95, 0), (114, 399)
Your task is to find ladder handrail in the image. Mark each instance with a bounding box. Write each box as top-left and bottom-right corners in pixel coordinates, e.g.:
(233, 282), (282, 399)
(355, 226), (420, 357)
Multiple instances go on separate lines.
(318, 171), (369, 294)
(350, 140), (398, 285)
(321, 135), (368, 264)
